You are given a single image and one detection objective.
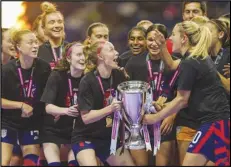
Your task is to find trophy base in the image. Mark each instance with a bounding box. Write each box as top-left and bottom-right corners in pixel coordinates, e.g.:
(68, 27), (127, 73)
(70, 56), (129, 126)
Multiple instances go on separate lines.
(125, 142), (146, 150)
(124, 125), (146, 150)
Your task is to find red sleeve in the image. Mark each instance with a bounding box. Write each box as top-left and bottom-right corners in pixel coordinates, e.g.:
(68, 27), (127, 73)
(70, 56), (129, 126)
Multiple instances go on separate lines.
(166, 39), (173, 55)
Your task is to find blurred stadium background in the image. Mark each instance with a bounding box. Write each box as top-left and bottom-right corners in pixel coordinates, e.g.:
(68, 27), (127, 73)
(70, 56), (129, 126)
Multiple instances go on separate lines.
(2, 1), (230, 54)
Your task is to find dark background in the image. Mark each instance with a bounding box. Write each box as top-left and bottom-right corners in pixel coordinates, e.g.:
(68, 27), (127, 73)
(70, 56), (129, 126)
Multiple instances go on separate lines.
(23, 1), (230, 54)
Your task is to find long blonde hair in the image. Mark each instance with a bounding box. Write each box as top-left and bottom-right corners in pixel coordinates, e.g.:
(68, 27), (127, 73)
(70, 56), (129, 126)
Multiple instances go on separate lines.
(177, 21), (212, 59)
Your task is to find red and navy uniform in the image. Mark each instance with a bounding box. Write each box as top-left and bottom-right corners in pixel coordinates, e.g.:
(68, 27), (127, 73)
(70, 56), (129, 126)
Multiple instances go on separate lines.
(1, 58), (51, 165)
(188, 119), (230, 166)
(71, 71), (118, 164)
(177, 52), (230, 165)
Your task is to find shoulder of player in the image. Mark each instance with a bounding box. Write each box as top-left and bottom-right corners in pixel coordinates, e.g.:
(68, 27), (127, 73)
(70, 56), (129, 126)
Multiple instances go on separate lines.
(49, 69), (67, 80)
(2, 59), (17, 72)
(35, 58), (51, 70)
(81, 71), (95, 82)
(78, 71), (97, 89)
(119, 50), (132, 59)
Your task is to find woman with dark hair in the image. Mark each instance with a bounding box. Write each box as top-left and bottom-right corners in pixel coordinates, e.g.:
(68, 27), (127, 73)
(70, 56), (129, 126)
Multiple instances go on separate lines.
(71, 41), (135, 166)
(1, 29), (51, 166)
(119, 26), (147, 68)
(136, 20), (153, 30)
(40, 42), (84, 166)
(125, 24), (179, 166)
(143, 21), (230, 166)
(84, 22), (109, 46)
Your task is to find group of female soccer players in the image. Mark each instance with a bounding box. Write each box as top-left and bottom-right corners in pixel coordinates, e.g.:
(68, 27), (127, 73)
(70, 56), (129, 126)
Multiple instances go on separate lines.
(1, 1), (230, 166)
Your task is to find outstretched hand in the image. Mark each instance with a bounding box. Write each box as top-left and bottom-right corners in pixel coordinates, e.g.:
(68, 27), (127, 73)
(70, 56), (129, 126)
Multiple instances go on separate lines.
(152, 29), (167, 49)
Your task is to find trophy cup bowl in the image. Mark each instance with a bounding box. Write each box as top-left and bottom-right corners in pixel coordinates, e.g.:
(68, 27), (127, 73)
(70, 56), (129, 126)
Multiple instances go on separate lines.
(117, 81), (149, 150)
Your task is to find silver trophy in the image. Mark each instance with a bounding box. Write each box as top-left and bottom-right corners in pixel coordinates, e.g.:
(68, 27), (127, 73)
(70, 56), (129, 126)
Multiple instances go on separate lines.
(117, 81), (151, 150)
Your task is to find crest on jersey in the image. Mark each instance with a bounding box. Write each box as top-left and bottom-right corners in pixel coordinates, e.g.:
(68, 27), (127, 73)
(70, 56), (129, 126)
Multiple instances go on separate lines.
(104, 89), (116, 107)
(1, 129), (7, 138)
(24, 80), (36, 98)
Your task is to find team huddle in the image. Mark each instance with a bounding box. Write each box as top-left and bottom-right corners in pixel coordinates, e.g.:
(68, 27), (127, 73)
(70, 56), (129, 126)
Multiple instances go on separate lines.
(1, 1), (230, 166)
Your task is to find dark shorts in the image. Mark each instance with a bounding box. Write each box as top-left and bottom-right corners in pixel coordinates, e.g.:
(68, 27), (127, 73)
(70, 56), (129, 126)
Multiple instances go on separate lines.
(187, 119), (230, 166)
(161, 123), (177, 142)
(40, 129), (71, 145)
(72, 140), (112, 164)
(12, 142), (22, 156)
(1, 128), (39, 146)
(149, 122), (177, 144)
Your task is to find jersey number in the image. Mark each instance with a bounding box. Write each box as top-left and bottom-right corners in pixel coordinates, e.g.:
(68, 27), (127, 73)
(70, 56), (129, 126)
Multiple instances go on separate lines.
(30, 130), (39, 136)
(192, 131), (202, 144)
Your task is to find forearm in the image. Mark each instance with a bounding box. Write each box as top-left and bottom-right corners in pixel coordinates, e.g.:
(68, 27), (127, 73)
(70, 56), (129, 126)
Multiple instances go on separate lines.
(156, 97), (186, 122)
(82, 105), (113, 124)
(1, 98), (23, 110)
(218, 73), (230, 94)
(162, 102), (178, 119)
(45, 104), (67, 116)
(161, 46), (180, 70)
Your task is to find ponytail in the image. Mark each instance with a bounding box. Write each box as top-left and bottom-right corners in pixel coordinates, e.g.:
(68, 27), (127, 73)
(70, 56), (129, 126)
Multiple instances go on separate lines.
(178, 21), (212, 59)
(83, 41), (106, 74)
(83, 43), (97, 74)
(189, 26), (211, 59)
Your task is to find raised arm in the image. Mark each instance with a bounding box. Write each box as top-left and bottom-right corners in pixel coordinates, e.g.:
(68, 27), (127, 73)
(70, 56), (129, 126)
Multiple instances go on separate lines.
(153, 30), (181, 70)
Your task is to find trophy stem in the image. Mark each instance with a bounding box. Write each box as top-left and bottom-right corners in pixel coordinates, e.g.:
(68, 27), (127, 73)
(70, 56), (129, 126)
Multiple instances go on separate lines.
(125, 124), (146, 150)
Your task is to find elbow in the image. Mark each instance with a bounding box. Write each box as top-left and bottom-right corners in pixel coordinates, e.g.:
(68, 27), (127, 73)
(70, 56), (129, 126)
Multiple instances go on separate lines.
(45, 104), (52, 114)
(81, 113), (91, 125)
(178, 97), (188, 109)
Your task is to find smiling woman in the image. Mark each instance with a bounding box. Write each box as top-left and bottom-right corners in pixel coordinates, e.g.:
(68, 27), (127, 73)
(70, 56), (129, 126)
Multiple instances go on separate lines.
(37, 1), (68, 68)
(71, 41), (135, 166)
(1, 28), (17, 65)
(40, 42), (84, 166)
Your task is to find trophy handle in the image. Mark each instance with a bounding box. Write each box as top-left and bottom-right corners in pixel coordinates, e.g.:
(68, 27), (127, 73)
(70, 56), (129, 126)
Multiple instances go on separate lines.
(137, 92), (146, 124)
(125, 122), (131, 132)
(121, 105), (134, 126)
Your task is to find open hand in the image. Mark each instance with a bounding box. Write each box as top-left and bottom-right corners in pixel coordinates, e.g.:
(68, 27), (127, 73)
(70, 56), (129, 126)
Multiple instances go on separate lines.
(160, 115), (175, 135)
(152, 29), (167, 49)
